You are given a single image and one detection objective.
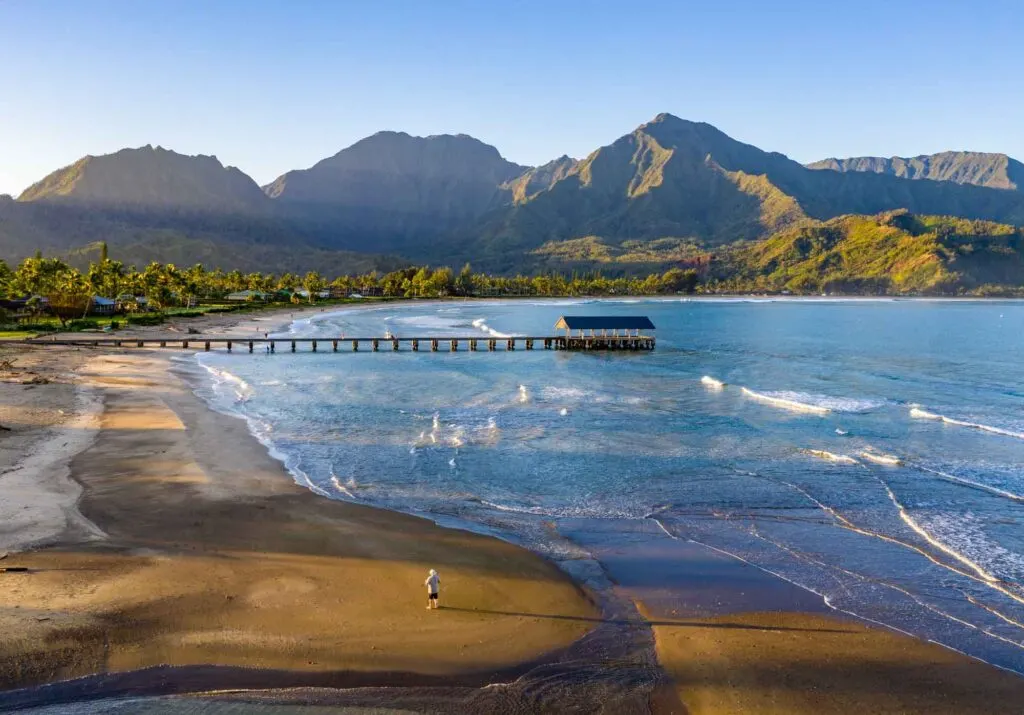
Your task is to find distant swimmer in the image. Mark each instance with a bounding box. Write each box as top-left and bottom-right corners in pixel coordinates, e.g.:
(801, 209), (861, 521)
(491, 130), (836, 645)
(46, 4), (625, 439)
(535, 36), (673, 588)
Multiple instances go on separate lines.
(425, 568), (440, 610)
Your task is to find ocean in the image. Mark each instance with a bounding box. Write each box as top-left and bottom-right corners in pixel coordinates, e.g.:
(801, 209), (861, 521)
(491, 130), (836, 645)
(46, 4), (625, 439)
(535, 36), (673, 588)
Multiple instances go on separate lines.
(187, 298), (1024, 674)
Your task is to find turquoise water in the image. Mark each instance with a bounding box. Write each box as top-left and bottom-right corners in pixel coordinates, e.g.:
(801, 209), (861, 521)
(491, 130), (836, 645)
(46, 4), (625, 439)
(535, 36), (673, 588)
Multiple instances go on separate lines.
(193, 298), (1024, 674)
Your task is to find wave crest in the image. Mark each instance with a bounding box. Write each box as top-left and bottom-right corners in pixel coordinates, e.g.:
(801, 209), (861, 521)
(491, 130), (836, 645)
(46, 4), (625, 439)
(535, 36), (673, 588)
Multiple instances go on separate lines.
(910, 407), (1024, 440)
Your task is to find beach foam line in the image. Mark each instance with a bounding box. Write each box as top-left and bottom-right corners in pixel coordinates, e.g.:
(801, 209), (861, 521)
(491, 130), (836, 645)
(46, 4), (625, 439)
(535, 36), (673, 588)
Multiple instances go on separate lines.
(804, 449), (859, 465)
(913, 465), (1024, 504)
(329, 473), (357, 499)
(910, 407), (1024, 440)
(741, 387), (831, 414)
(701, 375), (725, 389)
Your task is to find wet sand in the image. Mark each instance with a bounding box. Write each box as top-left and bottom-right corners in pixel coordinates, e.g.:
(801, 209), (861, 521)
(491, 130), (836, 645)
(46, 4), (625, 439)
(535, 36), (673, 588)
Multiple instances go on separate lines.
(636, 541), (1024, 714)
(0, 350), (597, 698)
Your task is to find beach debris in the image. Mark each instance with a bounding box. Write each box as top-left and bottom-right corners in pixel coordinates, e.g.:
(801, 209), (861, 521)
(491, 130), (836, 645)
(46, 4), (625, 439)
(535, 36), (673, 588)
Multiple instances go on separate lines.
(0, 424), (10, 431)
(0, 567), (29, 573)
(21, 375), (50, 385)
(187, 327), (201, 334)
(0, 359), (16, 370)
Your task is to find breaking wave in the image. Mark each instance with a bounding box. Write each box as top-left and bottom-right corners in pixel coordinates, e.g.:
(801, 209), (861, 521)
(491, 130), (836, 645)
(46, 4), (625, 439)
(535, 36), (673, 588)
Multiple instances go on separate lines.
(910, 407), (1024, 440)
(859, 449), (902, 466)
(742, 388), (882, 415)
(701, 375), (725, 389)
(472, 317), (512, 338)
(804, 449), (860, 464)
(201, 364), (254, 403)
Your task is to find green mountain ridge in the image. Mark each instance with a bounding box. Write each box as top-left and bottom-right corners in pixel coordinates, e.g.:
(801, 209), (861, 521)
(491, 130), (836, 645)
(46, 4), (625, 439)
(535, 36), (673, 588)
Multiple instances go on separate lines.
(807, 152), (1024, 191)
(716, 211), (1024, 295)
(6, 114), (1024, 291)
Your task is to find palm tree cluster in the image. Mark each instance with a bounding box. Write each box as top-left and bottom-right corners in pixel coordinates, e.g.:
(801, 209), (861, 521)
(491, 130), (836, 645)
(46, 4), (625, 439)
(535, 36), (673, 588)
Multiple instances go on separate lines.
(0, 247), (701, 319)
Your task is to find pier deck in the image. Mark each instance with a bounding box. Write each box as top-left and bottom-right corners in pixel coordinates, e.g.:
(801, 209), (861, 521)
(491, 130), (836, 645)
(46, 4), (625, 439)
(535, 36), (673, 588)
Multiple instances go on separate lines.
(17, 335), (655, 353)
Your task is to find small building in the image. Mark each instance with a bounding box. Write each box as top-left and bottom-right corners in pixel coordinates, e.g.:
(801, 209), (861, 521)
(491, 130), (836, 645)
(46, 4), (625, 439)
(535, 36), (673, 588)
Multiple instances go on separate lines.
(226, 289), (270, 302)
(553, 316), (656, 351)
(554, 315), (655, 337)
(90, 296), (116, 315)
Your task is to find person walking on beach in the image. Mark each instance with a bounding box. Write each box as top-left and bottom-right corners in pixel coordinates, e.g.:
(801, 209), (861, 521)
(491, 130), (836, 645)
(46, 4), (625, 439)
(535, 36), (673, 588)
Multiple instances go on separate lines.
(425, 568), (440, 610)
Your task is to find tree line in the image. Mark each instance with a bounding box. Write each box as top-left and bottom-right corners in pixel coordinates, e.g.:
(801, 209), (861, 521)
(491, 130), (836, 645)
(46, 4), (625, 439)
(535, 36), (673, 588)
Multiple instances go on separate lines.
(0, 246), (700, 321)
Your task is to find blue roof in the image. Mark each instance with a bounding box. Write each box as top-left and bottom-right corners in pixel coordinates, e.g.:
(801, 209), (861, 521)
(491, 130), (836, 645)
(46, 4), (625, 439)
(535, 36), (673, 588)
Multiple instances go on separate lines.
(555, 316), (655, 330)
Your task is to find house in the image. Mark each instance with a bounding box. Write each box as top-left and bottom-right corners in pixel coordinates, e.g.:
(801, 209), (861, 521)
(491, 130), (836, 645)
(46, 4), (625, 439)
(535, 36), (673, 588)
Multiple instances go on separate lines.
(115, 295), (150, 312)
(90, 296), (116, 315)
(226, 289), (270, 302)
(295, 289), (331, 300)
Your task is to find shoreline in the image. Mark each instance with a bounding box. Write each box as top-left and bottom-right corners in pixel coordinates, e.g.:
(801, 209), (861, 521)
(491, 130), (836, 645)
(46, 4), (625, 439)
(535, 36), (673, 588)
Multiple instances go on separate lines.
(0, 347), (604, 707)
(3, 306), (1024, 712)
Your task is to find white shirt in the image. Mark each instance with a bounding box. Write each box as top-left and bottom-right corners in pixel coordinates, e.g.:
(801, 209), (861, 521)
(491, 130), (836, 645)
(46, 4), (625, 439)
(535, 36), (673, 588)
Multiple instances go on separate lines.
(425, 573), (439, 594)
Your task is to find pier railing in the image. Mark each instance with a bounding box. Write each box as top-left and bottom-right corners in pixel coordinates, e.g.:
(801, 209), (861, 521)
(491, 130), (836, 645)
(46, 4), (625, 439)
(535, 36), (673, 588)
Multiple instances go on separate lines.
(20, 335), (655, 353)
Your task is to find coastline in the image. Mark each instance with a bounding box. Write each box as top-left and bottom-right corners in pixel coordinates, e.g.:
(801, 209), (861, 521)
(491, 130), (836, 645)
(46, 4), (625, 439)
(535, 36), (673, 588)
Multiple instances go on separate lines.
(2, 303), (1024, 713)
(0, 343), (600, 706)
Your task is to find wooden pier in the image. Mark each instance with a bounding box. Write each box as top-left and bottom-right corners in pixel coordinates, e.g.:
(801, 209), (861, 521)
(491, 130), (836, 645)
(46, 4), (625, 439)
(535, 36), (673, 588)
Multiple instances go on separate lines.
(17, 315), (657, 355)
(20, 335), (655, 353)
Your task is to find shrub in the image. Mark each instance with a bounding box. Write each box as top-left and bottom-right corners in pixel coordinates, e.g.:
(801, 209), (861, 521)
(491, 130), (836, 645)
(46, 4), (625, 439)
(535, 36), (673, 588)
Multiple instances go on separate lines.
(67, 319), (100, 331)
(109, 320), (120, 330)
(126, 313), (166, 326)
(168, 310), (204, 318)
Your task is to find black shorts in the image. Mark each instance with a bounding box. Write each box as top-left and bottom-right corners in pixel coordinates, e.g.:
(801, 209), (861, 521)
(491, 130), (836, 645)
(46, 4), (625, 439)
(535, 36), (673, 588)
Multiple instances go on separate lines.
(428, 592), (438, 600)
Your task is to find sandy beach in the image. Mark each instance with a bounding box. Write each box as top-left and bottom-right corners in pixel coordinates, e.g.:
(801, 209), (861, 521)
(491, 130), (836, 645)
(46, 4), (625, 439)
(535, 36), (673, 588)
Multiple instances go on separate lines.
(2, 305), (1023, 712)
(0, 324), (599, 706)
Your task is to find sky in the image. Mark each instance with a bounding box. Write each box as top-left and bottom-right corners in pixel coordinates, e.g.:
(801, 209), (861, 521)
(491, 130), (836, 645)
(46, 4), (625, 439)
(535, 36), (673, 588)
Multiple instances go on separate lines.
(1, 0), (1022, 196)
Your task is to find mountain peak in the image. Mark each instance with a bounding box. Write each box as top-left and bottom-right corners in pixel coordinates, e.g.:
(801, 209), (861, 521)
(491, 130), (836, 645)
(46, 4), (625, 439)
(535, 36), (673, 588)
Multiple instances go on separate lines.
(18, 145), (266, 209)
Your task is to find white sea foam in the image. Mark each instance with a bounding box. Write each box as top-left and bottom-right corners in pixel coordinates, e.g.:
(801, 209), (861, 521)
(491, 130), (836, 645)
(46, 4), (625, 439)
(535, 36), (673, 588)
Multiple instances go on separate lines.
(540, 386), (590, 401)
(701, 375), (725, 389)
(518, 384), (529, 403)
(329, 473), (357, 499)
(910, 407), (1024, 440)
(472, 317), (512, 338)
(742, 388), (831, 414)
(804, 449), (859, 464)
(539, 385), (647, 406)
(915, 511), (1024, 586)
(559, 407), (569, 416)
(835, 428), (849, 436)
(914, 465), (1024, 503)
(859, 449), (902, 466)
(742, 388), (881, 414)
(201, 364), (254, 402)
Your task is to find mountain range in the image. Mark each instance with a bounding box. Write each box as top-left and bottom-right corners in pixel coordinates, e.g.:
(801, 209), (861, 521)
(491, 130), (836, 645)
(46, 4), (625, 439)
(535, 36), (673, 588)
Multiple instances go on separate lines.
(5, 113), (1024, 285)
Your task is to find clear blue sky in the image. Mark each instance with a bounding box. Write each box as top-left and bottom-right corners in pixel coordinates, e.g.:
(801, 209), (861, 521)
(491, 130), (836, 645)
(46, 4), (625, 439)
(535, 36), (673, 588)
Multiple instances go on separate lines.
(1, 0), (1021, 195)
